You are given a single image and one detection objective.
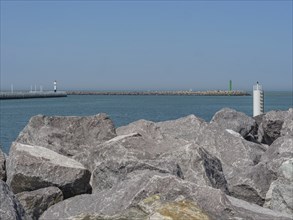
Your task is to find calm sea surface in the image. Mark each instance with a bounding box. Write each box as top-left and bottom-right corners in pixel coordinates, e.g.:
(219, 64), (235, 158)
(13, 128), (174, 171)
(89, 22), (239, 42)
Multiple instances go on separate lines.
(0, 91), (292, 154)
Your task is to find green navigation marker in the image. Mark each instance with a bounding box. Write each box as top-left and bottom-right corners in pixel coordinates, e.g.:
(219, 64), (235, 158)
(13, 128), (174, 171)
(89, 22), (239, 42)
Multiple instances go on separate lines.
(229, 80), (232, 92)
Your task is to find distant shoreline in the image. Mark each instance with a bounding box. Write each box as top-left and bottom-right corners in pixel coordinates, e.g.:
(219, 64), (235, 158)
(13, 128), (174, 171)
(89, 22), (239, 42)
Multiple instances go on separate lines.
(0, 90), (251, 100)
(67, 90), (250, 96)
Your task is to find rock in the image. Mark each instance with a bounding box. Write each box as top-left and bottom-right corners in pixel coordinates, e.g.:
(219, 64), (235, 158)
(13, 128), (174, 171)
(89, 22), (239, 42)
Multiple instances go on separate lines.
(194, 123), (265, 176)
(281, 108), (293, 136)
(16, 113), (116, 157)
(226, 196), (292, 220)
(0, 147), (6, 181)
(265, 179), (293, 216)
(6, 142), (91, 198)
(261, 136), (293, 173)
(117, 119), (164, 138)
(191, 123), (272, 206)
(117, 114), (206, 142)
(90, 159), (170, 194)
(199, 122), (265, 165)
(74, 132), (187, 172)
(258, 109), (292, 145)
(0, 180), (27, 220)
(16, 187), (63, 220)
(117, 114), (269, 206)
(145, 199), (210, 220)
(40, 173), (169, 219)
(152, 144), (229, 193)
(228, 162), (277, 206)
(116, 115), (265, 179)
(226, 135), (292, 207)
(210, 108), (256, 139)
(40, 175), (292, 220)
(264, 159), (293, 215)
(156, 114), (206, 141)
(279, 159), (293, 181)
(75, 126), (229, 195)
(90, 144), (229, 194)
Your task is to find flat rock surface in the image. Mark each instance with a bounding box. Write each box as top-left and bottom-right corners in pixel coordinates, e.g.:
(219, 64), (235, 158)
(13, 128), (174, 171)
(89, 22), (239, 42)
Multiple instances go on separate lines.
(0, 180), (27, 220)
(6, 142), (91, 198)
(16, 113), (116, 157)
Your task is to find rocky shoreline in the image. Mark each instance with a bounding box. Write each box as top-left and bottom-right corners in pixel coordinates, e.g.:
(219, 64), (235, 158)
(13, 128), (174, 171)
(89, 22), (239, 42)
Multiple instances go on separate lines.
(0, 108), (292, 220)
(67, 90), (250, 96)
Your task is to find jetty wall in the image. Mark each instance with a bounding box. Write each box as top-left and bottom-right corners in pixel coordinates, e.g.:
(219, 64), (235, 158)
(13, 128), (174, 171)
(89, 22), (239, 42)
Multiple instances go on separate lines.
(0, 91), (67, 100)
(67, 90), (250, 96)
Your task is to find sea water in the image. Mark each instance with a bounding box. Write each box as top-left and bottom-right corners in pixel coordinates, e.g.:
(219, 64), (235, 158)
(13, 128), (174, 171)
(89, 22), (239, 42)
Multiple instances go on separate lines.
(0, 91), (292, 154)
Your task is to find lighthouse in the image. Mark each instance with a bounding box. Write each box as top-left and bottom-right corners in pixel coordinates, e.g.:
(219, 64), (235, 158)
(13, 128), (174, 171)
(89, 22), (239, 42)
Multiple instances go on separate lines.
(54, 81), (57, 93)
(253, 82), (264, 117)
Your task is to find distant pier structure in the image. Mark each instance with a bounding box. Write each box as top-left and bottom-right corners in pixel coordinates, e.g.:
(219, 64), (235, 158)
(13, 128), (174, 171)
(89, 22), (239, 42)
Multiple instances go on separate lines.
(0, 81), (67, 100)
(253, 82), (264, 117)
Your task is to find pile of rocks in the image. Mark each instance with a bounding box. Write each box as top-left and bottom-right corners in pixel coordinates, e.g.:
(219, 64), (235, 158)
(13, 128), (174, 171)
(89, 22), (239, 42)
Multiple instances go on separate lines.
(0, 109), (292, 220)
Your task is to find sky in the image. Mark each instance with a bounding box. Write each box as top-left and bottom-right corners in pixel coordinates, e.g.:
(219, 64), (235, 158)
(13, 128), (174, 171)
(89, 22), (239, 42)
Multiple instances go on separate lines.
(0, 0), (292, 91)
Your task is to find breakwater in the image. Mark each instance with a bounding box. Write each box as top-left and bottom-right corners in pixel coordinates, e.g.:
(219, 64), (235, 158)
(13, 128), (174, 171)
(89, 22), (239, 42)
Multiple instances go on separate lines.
(1, 108), (292, 219)
(0, 91), (67, 100)
(67, 90), (250, 96)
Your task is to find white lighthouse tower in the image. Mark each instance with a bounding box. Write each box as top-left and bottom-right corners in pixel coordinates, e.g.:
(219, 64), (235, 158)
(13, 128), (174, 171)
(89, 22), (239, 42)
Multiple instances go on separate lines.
(253, 82), (264, 117)
(54, 80), (57, 93)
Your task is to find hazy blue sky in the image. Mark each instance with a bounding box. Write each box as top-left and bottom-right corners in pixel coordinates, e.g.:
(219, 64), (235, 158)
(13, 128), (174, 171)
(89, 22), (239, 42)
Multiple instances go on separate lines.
(1, 1), (292, 91)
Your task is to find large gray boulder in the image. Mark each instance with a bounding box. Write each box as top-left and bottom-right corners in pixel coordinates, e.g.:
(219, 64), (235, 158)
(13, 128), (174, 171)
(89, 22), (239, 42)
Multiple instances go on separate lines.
(74, 126), (229, 195)
(90, 144), (229, 194)
(0, 147), (6, 181)
(40, 173), (169, 219)
(117, 114), (268, 206)
(151, 144), (229, 193)
(156, 114), (206, 140)
(258, 109), (292, 145)
(117, 114), (206, 142)
(226, 135), (292, 207)
(264, 159), (293, 215)
(0, 180), (27, 220)
(228, 162), (277, 206)
(40, 175), (292, 220)
(210, 108), (256, 139)
(116, 114), (265, 172)
(227, 135), (293, 207)
(6, 142), (91, 198)
(260, 135), (293, 173)
(90, 159), (170, 194)
(194, 123), (265, 175)
(74, 132), (187, 172)
(16, 113), (116, 157)
(16, 187), (63, 220)
(192, 124), (269, 205)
